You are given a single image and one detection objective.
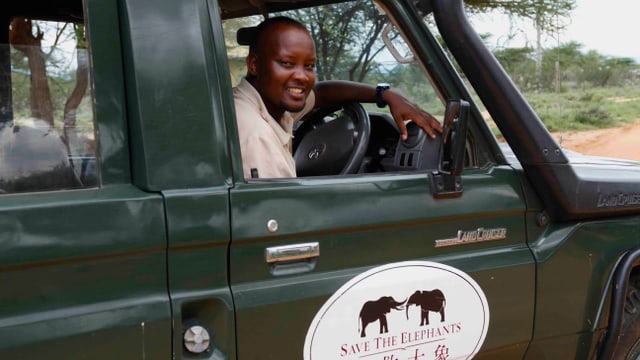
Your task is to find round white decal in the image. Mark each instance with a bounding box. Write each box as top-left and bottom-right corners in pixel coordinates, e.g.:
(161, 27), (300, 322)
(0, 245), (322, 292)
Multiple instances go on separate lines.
(304, 261), (489, 360)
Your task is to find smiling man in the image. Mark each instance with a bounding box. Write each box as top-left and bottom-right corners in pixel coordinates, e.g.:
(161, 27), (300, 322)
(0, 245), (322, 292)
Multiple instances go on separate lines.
(233, 16), (441, 178)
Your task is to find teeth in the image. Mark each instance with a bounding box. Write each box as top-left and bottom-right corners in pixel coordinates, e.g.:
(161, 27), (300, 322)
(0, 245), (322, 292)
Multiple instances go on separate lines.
(288, 88), (303, 94)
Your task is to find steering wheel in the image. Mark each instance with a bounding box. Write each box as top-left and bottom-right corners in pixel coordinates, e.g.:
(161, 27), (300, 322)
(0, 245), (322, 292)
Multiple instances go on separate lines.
(293, 102), (370, 176)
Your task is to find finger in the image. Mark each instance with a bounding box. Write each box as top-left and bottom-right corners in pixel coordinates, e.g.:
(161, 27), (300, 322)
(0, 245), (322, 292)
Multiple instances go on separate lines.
(396, 119), (408, 141)
(422, 111), (443, 133)
(421, 124), (436, 139)
(430, 118), (443, 133)
(414, 117), (437, 138)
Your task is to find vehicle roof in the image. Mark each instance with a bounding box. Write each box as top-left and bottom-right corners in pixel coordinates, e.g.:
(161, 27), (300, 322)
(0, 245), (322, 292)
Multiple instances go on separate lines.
(219, 0), (343, 19)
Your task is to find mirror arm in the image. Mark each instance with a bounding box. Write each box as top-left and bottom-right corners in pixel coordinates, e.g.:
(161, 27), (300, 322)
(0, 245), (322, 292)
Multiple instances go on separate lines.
(430, 99), (470, 198)
(429, 171), (463, 198)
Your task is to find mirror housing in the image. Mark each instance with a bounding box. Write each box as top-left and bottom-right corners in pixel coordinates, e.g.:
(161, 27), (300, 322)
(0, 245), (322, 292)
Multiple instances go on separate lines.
(430, 99), (469, 198)
(439, 99), (469, 175)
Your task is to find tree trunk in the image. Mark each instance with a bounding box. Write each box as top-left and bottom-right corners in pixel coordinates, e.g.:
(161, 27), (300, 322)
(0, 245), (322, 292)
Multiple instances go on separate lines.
(62, 25), (89, 150)
(10, 17), (54, 127)
(535, 22), (543, 92)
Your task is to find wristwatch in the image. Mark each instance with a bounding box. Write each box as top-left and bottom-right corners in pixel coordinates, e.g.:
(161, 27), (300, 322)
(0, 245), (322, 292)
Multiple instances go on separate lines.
(376, 83), (390, 108)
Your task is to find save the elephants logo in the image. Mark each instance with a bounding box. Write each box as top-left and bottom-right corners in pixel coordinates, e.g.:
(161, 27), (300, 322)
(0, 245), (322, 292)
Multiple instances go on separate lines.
(359, 290), (446, 337)
(304, 261), (489, 360)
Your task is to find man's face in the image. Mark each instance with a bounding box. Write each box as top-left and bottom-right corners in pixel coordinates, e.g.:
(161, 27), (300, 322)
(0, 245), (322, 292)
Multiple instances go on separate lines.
(248, 23), (316, 119)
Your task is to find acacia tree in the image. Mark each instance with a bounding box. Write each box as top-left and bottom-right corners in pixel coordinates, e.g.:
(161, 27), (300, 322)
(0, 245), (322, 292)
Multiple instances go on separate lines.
(464, 0), (575, 33)
(285, 0), (389, 82)
(9, 18), (88, 148)
(465, 0), (576, 90)
(10, 17), (54, 126)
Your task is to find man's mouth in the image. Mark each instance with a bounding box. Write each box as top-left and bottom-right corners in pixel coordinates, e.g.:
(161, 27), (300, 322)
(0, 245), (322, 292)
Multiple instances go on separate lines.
(287, 87), (304, 95)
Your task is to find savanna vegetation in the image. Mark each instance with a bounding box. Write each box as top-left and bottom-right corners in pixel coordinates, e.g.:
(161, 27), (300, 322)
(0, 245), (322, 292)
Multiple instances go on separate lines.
(489, 41), (640, 131)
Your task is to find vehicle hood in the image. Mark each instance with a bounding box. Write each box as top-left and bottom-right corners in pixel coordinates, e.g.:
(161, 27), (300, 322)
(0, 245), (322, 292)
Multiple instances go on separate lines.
(499, 142), (640, 168)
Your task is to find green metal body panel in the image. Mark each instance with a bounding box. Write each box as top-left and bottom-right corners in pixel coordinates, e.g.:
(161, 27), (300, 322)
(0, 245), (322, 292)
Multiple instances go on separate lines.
(88, 0), (131, 184)
(163, 188), (235, 360)
(119, 0), (237, 357)
(120, 0), (235, 190)
(229, 167), (535, 358)
(526, 217), (640, 359)
(0, 186), (171, 358)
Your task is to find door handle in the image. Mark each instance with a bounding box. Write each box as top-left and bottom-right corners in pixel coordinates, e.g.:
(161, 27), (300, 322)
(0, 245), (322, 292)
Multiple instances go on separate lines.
(265, 242), (320, 264)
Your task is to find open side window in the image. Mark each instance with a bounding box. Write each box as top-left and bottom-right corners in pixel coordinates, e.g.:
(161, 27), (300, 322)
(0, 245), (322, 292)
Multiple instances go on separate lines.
(221, 0), (494, 180)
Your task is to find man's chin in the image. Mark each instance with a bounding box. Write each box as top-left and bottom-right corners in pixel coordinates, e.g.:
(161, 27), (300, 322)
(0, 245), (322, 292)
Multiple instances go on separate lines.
(283, 101), (306, 113)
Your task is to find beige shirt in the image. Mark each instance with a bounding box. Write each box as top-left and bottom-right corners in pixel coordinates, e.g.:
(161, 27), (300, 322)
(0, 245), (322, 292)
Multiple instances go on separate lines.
(233, 78), (315, 178)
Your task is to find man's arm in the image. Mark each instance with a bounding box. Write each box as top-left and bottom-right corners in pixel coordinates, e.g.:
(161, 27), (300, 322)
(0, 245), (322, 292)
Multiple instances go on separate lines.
(313, 80), (442, 141)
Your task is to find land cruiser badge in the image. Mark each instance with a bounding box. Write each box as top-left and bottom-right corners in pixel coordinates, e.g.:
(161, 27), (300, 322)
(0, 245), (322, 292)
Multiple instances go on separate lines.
(435, 227), (507, 248)
(303, 261), (489, 360)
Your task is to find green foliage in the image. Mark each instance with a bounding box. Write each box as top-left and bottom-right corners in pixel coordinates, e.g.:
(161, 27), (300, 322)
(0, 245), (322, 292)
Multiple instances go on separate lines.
(522, 86), (640, 131)
(574, 105), (613, 127)
(283, 0), (388, 82)
(464, 0), (576, 33)
(493, 41), (640, 92)
(493, 47), (537, 89)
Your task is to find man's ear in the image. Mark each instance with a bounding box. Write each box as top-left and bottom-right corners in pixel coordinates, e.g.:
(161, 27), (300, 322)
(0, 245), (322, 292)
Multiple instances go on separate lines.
(247, 53), (258, 77)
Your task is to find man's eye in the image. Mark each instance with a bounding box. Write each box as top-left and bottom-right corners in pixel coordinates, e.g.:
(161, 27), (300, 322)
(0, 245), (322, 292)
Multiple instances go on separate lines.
(305, 64), (316, 71)
(280, 61), (293, 68)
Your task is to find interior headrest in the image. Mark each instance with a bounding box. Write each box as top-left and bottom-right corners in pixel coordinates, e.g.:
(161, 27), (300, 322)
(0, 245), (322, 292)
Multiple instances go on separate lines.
(236, 27), (256, 46)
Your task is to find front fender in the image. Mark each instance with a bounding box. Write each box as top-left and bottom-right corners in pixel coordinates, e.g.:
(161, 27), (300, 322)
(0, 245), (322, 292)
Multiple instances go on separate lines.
(526, 216), (640, 359)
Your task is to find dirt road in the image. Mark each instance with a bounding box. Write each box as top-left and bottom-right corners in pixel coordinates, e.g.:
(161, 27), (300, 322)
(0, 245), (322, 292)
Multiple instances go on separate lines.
(552, 120), (640, 161)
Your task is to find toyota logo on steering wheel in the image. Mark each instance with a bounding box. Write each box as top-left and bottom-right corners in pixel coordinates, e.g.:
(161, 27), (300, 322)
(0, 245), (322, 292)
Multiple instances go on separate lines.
(308, 143), (326, 160)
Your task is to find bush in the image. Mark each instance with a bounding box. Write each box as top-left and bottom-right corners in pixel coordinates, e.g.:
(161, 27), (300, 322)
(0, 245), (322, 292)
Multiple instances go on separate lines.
(573, 106), (614, 127)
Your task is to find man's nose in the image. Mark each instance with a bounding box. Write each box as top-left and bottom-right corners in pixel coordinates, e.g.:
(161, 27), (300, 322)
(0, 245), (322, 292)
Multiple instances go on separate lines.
(292, 65), (311, 81)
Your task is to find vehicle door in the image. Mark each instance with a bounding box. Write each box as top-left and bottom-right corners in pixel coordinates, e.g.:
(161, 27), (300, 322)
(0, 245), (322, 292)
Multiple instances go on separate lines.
(115, 0), (237, 358)
(0, 0), (171, 358)
(222, 0), (535, 359)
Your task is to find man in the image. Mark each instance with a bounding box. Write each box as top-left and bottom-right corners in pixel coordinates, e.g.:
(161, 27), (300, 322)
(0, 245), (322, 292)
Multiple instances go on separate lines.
(233, 16), (442, 178)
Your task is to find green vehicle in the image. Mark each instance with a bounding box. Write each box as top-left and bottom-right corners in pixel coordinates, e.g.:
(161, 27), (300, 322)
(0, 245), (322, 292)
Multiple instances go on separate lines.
(2, 0), (640, 358)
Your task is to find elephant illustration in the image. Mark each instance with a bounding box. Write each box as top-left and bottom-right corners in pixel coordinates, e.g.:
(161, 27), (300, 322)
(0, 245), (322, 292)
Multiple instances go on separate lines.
(405, 289), (446, 326)
(358, 296), (405, 337)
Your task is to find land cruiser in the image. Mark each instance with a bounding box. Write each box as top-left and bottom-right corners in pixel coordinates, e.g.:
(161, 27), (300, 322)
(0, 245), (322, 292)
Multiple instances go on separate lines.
(2, 0), (640, 359)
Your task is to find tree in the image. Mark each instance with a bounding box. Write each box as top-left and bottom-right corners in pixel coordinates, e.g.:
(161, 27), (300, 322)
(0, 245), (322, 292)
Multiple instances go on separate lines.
(62, 24), (89, 150)
(492, 40), (639, 92)
(541, 41), (582, 90)
(10, 18), (91, 157)
(465, 0), (576, 90)
(10, 17), (54, 126)
(285, 0), (389, 82)
(464, 0), (575, 34)
(493, 47), (536, 90)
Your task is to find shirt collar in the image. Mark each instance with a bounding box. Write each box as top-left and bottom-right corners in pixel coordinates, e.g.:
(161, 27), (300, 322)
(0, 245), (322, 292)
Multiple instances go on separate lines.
(237, 78), (294, 147)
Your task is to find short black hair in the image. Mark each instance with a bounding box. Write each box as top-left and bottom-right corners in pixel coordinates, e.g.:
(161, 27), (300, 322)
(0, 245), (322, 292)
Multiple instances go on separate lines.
(248, 16), (309, 54)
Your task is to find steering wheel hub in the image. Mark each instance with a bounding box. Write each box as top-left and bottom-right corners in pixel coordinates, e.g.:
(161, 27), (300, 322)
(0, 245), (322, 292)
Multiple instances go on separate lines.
(293, 103), (370, 176)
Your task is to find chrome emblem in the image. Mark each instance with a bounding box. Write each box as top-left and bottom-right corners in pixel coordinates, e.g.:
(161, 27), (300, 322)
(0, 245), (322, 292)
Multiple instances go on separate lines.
(435, 227), (507, 248)
(308, 143), (326, 160)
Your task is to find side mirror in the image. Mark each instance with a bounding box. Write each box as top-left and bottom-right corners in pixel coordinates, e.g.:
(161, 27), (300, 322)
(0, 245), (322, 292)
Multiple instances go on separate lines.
(430, 99), (469, 198)
(439, 99), (469, 175)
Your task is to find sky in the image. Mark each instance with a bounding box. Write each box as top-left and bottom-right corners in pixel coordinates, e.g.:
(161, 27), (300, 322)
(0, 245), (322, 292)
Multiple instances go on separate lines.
(470, 0), (640, 62)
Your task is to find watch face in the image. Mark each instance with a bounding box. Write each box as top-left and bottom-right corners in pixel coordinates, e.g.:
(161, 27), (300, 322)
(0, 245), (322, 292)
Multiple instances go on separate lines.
(376, 84), (390, 108)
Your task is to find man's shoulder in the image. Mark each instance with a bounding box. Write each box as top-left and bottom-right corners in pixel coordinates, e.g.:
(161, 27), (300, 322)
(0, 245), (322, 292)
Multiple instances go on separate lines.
(233, 78), (258, 101)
